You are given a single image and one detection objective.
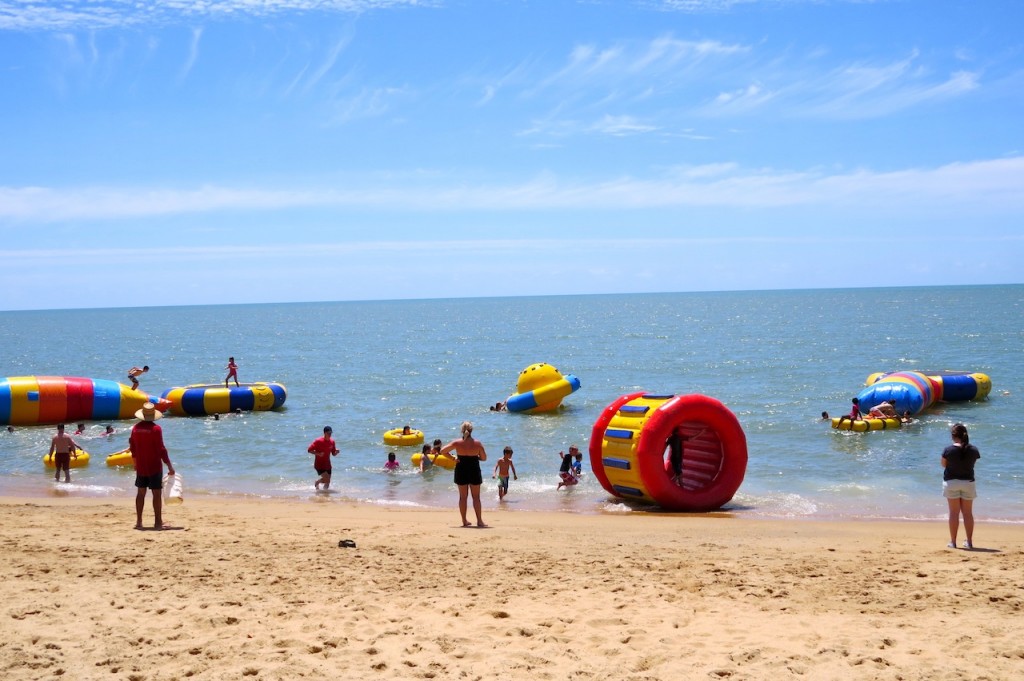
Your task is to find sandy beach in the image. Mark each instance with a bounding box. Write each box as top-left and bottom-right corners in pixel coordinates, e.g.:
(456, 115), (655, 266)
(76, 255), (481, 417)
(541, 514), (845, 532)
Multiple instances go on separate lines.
(0, 497), (1021, 681)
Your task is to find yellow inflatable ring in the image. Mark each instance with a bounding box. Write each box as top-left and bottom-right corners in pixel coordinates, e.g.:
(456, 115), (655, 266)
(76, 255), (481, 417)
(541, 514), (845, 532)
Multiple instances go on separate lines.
(43, 450), (91, 468)
(105, 448), (134, 467)
(411, 452), (456, 470)
(383, 428), (425, 446)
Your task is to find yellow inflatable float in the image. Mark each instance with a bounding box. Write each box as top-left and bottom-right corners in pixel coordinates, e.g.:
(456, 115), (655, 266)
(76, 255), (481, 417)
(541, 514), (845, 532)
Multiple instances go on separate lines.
(105, 448), (134, 467)
(505, 363), (581, 414)
(383, 427), (424, 446)
(43, 450), (90, 468)
(830, 417), (901, 432)
(411, 452), (456, 469)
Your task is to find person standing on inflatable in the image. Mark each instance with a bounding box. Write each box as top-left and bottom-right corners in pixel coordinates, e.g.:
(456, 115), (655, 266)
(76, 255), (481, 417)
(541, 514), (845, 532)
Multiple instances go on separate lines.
(308, 426), (339, 490)
(127, 365), (149, 390)
(129, 402), (174, 530)
(224, 357), (239, 388)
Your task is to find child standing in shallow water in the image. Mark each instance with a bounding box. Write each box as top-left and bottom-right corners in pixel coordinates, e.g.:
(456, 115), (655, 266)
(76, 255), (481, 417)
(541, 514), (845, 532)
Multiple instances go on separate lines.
(492, 447), (518, 500)
(384, 452), (400, 471)
(556, 446), (579, 490)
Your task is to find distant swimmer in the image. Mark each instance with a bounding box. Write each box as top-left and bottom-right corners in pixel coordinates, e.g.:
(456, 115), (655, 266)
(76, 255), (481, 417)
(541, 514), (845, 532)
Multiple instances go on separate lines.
(127, 365), (149, 390)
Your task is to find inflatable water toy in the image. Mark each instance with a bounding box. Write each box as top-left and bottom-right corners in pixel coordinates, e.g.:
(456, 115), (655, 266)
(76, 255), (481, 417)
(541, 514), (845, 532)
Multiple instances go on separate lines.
(161, 382), (287, 416)
(43, 450), (90, 468)
(589, 392), (747, 512)
(505, 363), (581, 414)
(411, 452), (456, 469)
(1, 376), (169, 427)
(105, 448), (133, 467)
(857, 370), (992, 416)
(866, 371), (991, 403)
(383, 428), (425, 446)
(830, 417), (901, 432)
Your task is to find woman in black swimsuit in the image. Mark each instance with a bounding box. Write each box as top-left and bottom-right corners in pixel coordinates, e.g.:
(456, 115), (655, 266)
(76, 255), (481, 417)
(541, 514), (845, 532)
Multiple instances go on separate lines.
(441, 421), (488, 527)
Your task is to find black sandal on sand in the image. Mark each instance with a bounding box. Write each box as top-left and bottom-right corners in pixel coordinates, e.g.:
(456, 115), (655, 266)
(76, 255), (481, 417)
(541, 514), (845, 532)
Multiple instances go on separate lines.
(338, 539), (356, 548)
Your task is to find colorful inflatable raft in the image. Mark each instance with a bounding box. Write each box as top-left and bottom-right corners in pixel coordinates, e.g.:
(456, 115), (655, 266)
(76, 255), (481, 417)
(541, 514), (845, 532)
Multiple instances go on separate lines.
(505, 363), (581, 414)
(856, 371), (991, 416)
(589, 392), (747, 512)
(43, 450), (90, 468)
(1, 376), (168, 427)
(161, 382), (287, 416)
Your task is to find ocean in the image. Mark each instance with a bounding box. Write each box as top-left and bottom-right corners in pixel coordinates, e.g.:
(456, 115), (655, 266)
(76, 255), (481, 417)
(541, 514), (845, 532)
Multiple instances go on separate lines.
(1, 285), (1021, 522)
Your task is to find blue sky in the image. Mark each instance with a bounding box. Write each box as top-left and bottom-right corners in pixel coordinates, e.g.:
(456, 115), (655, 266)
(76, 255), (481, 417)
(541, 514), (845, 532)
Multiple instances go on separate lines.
(1, 0), (1021, 310)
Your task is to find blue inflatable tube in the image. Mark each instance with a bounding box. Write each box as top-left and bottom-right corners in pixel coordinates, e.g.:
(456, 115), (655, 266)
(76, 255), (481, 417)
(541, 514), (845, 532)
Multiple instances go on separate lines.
(856, 371), (934, 416)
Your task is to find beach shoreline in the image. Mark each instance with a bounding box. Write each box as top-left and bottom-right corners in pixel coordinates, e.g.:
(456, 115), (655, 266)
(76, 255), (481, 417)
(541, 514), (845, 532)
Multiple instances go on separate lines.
(1, 496), (1021, 680)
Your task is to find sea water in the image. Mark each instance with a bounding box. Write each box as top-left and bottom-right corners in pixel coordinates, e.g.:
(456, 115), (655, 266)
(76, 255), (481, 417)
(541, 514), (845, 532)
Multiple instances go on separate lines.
(1, 286), (1021, 522)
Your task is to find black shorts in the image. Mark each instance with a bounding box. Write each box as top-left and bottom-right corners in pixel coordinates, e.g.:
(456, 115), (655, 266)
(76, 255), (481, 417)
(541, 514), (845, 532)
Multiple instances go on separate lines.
(454, 456), (482, 486)
(135, 474), (163, 490)
(315, 467), (332, 476)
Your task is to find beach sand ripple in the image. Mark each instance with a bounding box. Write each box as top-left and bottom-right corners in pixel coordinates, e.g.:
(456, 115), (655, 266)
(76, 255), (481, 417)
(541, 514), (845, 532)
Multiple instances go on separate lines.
(0, 499), (1021, 680)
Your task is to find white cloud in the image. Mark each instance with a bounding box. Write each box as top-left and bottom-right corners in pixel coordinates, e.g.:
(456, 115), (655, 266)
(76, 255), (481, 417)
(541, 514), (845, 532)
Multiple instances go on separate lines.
(588, 115), (658, 136)
(0, 1), (432, 31)
(2, 156), (1021, 222)
(177, 26), (202, 82)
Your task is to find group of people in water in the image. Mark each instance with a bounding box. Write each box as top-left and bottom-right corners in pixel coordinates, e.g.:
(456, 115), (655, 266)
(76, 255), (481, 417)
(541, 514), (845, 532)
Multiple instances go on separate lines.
(826, 397), (914, 425)
(306, 421), (587, 528)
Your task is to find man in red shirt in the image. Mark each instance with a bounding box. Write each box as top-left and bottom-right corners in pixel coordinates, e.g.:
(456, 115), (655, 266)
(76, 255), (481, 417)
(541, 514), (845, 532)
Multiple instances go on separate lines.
(129, 402), (175, 530)
(308, 426), (339, 490)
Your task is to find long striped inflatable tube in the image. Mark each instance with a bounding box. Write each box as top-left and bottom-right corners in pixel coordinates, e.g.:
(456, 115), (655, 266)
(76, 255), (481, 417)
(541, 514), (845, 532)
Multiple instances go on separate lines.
(866, 371), (991, 403)
(0, 376), (169, 426)
(161, 382), (287, 416)
(589, 392), (747, 512)
(856, 371), (935, 416)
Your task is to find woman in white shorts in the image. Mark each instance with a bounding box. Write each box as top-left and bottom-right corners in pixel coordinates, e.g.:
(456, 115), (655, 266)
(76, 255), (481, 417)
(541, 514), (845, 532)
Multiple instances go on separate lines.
(941, 423), (981, 549)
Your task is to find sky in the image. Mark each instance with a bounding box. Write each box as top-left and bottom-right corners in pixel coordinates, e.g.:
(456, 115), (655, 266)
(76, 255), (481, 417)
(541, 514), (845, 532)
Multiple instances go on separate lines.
(1, 0), (1022, 310)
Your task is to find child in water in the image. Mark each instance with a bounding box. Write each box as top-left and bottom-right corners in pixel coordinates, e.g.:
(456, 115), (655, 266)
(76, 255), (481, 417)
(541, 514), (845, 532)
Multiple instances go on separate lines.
(384, 452), (400, 471)
(492, 446), (518, 500)
(557, 446), (580, 490)
(418, 444), (434, 472)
